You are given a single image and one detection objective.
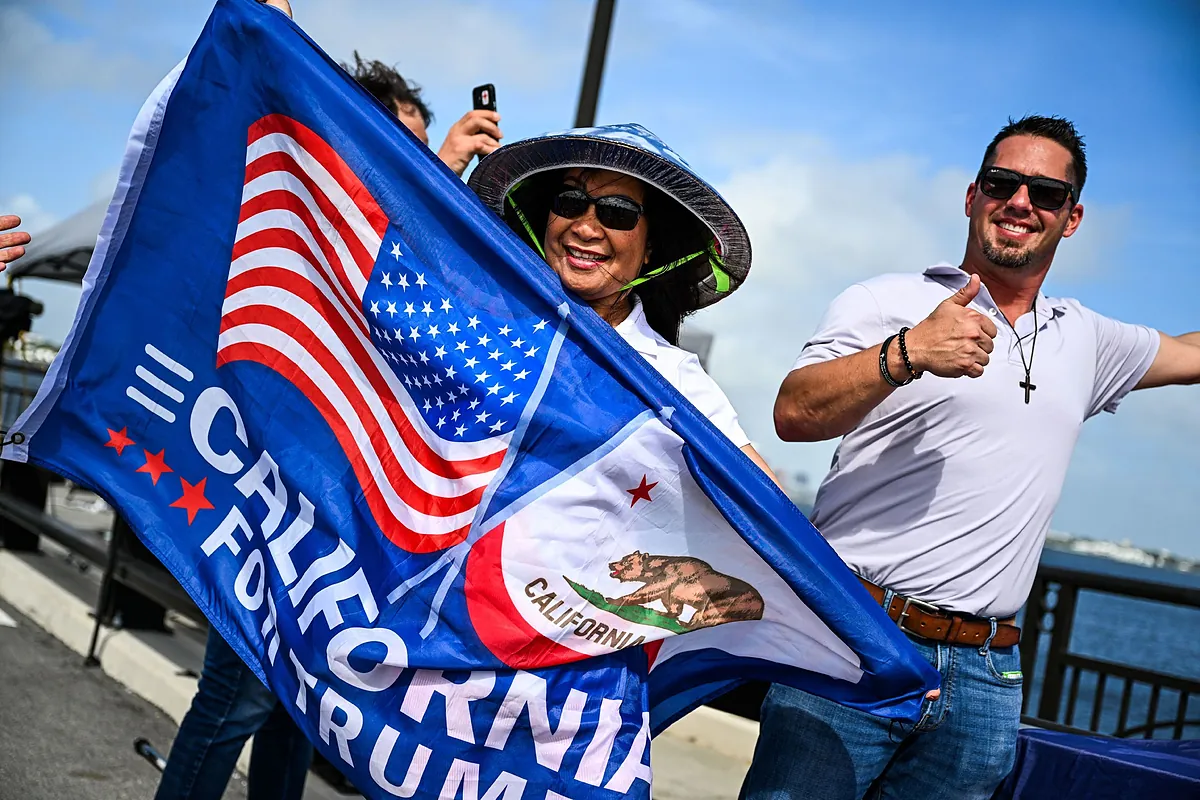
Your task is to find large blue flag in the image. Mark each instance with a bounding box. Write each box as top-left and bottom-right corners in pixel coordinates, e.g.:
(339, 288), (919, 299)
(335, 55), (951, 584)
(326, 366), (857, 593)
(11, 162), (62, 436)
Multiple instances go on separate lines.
(6, 1), (936, 796)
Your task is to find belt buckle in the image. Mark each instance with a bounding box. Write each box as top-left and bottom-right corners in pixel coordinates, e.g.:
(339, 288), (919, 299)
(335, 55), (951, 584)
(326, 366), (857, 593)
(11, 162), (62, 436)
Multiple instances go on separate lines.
(896, 595), (941, 638)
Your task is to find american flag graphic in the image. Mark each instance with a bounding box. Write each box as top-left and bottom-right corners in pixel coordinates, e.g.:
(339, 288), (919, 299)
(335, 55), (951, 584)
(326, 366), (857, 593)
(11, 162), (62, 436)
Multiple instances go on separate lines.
(216, 114), (550, 553)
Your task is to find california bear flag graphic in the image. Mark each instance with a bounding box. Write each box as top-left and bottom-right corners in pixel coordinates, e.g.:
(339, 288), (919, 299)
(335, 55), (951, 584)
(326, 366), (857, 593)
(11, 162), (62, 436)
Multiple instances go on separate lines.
(466, 417), (863, 692)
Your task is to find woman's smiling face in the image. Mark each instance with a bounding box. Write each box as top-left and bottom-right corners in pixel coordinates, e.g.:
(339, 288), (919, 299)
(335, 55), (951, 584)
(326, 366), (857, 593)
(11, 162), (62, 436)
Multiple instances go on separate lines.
(543, 168), (650, 318)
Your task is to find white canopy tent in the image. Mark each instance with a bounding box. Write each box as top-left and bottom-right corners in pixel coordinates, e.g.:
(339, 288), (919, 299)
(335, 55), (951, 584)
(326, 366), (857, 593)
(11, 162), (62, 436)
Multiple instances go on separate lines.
(7, 199), (108, 285)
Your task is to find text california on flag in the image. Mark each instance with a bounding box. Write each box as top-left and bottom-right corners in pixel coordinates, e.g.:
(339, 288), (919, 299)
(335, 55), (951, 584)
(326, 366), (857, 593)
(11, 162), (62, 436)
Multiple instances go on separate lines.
(2, 1), (938, 797)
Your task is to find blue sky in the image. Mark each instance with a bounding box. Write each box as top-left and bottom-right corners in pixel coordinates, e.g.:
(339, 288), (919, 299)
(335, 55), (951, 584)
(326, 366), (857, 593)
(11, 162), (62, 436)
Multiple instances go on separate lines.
(2, 0), (1197, 557)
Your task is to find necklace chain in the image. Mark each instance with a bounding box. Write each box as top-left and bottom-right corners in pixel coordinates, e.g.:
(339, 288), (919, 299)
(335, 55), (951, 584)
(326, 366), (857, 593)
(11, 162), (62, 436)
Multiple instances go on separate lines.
(1000, 298), (1038, 404)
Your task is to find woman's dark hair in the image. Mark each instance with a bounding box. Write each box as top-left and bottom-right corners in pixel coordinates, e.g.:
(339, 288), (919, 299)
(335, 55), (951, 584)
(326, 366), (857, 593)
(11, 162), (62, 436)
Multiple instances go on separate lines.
(504, 170), (710, 346)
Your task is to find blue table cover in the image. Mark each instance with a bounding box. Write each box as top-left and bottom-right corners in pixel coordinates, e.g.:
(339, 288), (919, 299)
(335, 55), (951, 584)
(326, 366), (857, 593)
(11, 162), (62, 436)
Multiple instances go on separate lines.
(996, 729), (1200, 799)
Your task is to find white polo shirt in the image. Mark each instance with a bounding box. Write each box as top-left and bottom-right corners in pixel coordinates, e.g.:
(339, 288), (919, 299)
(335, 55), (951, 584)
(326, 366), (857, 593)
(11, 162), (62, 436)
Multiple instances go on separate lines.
(615, 299), (751, 449)
(793, 264), (1159, 618)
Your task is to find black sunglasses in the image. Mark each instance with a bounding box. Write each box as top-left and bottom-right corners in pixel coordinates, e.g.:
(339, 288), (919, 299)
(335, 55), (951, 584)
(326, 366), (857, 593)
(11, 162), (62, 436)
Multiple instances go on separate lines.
(551, 187), (644, 231)
(976, 167), (1077, 211)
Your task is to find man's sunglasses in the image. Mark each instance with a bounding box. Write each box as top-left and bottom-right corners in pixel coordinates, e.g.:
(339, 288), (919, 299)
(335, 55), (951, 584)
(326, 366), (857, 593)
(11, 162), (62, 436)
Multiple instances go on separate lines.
(976, 167), (1077, 211)
(551, 187), (644, 231)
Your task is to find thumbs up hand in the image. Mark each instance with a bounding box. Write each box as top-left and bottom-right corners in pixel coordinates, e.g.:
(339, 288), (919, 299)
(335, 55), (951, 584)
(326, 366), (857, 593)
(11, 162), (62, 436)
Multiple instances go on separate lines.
(904, 274), (999, 379)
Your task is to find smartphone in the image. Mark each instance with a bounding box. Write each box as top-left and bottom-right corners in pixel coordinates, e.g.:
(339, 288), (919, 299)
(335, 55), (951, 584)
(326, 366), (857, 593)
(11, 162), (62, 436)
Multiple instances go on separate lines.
(472, 84), (497, 112)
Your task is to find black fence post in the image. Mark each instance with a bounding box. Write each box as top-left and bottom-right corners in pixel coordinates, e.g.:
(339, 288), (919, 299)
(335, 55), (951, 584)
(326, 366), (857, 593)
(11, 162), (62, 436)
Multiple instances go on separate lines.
(108, 515), (170, 631)
(1037, 581), (1079, 723)
(1020, 575), (1047, 713)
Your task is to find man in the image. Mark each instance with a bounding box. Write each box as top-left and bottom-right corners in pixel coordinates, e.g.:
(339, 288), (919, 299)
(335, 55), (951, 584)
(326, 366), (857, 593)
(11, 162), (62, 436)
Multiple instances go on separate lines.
(154, 4), (507, 798)
(741, 115), (1200, 800)
(342, 51), (503, 177)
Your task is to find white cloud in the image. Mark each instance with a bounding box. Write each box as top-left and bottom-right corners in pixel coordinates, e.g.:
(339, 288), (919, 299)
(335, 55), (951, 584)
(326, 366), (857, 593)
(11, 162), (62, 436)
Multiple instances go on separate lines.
(1, 194), (59, 235)
(88, 166), (121, 203)
(4, 1), (588, 110)
(681, 138), (1130, 483)
(296, 0), (587, 99)
(1055, 384), (1200, 557)
(0, 5), (160, 93)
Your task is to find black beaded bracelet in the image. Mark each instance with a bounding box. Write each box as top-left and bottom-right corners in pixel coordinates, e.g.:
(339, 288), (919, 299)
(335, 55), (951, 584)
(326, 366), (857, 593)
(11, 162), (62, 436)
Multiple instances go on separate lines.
(879, 334), (912, 388)
(897, 326), (922, 380)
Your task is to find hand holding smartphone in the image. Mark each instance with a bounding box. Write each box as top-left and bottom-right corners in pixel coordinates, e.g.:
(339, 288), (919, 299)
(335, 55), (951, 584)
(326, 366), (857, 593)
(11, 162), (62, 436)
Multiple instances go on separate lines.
(438, 84), (501, 176)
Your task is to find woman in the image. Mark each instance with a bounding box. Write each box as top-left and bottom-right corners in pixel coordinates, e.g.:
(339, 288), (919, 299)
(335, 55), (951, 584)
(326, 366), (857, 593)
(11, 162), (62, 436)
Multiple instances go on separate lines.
(468, 124), (778, 481)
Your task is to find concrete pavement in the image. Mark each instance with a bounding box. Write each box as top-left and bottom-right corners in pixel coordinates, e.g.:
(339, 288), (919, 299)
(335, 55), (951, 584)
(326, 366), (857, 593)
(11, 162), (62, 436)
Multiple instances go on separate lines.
(0, 596), (249, 800)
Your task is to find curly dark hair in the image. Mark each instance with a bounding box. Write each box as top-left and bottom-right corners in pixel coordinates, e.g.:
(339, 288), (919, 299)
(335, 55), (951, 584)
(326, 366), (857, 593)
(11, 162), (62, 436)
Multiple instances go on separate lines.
(341, 51), (433, 126)
(503, 170), (711, 346)
(981, 115), (1088, 195)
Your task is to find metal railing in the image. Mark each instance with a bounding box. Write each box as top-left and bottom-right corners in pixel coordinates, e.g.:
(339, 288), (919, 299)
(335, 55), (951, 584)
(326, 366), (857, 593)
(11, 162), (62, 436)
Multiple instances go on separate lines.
(1020, 557), (1200, 739)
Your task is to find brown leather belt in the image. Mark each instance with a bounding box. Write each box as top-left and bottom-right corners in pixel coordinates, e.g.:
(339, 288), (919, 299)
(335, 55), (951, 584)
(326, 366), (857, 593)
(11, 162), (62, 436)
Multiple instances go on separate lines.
(859, 577), (1021, 648)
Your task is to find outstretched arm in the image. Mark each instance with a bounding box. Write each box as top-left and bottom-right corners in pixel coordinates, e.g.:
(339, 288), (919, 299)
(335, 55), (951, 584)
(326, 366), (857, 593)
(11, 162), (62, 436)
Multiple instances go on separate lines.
(1135, 332), (1200, 389)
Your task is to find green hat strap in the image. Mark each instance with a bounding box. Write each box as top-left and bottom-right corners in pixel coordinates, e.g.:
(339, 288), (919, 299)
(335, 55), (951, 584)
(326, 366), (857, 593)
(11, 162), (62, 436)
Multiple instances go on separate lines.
(708, 242), (732, 294)
(622, 239), (732, 294)
(506, 189), (546, 259)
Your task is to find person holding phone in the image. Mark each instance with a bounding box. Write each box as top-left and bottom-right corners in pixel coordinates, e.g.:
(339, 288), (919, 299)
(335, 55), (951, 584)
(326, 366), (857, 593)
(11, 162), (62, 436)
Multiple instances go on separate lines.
(343, 53), (502, 177)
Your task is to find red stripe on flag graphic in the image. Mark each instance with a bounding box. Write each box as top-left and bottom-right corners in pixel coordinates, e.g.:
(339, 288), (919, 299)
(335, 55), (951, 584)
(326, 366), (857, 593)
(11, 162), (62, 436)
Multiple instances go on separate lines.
(218, 114), (507, 553)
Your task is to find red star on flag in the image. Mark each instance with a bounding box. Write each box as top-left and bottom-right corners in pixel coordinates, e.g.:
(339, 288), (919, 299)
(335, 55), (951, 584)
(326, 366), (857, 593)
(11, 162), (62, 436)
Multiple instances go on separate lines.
(626, 475), (658, 507)
(136, 449), (174, 485)
(170, 477), (214, 525)
(104, 427), (135, 456)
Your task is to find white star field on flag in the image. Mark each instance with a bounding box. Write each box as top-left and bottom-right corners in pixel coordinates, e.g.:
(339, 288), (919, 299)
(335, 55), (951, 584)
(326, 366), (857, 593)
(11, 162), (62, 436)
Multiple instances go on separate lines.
(363, 236), (553, 442)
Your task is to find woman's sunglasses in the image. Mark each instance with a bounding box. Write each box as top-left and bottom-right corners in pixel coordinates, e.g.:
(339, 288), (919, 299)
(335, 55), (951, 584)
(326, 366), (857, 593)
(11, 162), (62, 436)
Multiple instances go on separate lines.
(976, 167), (1077, 211)
(551, 187), (644, 231)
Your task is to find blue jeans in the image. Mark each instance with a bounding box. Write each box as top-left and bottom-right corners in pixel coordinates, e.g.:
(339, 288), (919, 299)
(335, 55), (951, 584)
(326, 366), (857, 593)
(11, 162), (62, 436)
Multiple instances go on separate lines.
(155, 628), (313, 800)
(740, 634), (1023, 800)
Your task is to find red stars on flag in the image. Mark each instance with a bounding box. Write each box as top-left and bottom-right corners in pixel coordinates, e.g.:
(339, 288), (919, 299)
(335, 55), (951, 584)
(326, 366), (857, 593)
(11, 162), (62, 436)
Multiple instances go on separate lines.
(136, 449), (174, 485)
(104, 427), (135, 456)
(626, 475), (658, 507)
(171, 477), (214, 525)
(104, 426), (213, 526)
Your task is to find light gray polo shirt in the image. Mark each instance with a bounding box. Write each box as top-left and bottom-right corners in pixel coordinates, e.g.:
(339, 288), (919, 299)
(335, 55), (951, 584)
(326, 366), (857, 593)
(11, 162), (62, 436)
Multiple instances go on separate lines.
(793, 264), (1160, 618)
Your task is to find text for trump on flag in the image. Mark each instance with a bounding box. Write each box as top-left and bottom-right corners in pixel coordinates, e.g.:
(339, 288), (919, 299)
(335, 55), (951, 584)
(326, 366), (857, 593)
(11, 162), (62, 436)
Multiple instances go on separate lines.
(3, 1), (937, 797)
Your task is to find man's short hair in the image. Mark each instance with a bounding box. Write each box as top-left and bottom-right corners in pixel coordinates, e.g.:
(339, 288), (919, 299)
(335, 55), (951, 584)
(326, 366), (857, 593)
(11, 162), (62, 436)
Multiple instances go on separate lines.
(980, 115), (1088, 195)
(342, 51), (433, 127)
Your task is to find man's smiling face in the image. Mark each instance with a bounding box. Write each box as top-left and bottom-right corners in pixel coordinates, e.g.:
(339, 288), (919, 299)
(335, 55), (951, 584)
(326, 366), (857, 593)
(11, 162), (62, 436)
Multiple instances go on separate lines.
(966, 134), (1083, 271)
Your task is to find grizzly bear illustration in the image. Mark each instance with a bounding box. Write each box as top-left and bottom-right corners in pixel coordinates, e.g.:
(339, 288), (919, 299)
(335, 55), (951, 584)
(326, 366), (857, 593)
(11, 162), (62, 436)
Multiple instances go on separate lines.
(605, 551), (764, 630)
